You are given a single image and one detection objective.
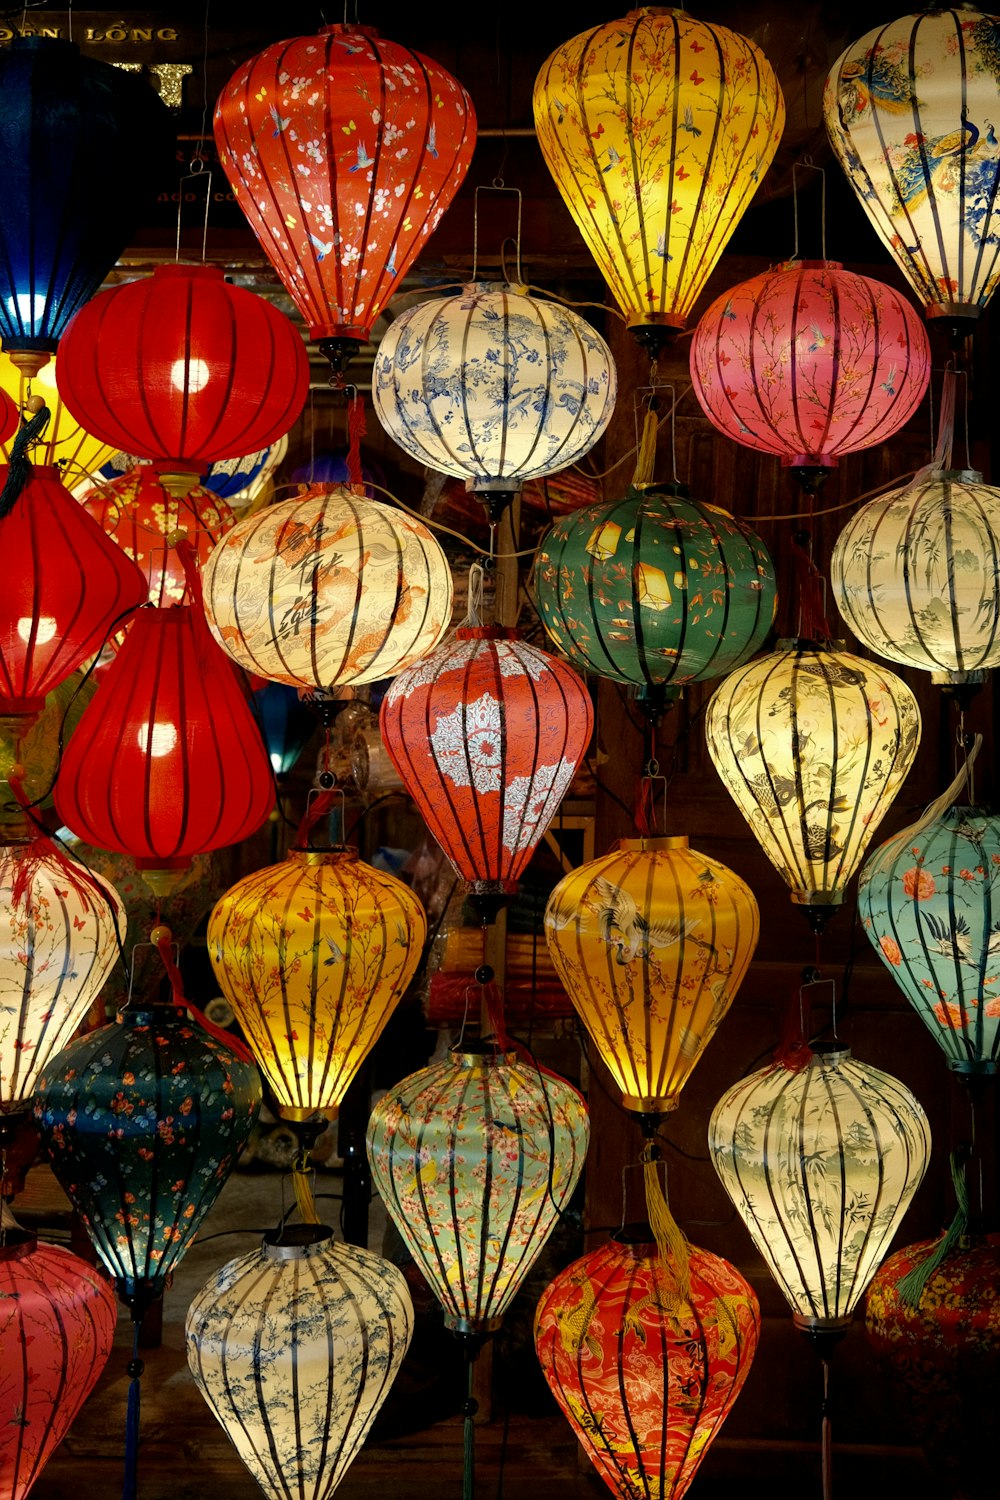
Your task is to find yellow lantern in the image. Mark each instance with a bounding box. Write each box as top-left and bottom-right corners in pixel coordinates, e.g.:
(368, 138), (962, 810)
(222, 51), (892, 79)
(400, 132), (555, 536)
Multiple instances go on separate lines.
(0, 354), (114, 478)
(533, 8), (785, 354)
(544, 835), (758, 1126)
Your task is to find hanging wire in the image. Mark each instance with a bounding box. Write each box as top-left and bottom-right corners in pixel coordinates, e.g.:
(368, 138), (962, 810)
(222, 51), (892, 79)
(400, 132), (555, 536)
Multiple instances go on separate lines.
(174, 165), (213, 265)
(471, 184), (523, 284)
(790, 159), (827, 264)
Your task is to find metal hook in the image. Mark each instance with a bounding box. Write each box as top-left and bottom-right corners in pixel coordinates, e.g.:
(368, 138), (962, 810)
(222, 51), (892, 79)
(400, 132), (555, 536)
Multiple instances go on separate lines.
(175, 165), (213, 265)
(790, 160), (828, 264)
(632, 379), (680, 485)
(471, 185), (523, 285)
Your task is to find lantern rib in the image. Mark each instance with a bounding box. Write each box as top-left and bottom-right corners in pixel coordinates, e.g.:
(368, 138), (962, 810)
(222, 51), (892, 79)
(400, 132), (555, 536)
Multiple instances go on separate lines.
(316, 34), (346, 331)
(256, 1263), (297, 1495)
(361, 499), (407, 682)
(756, 1069), (818, 1313)
(623, 19), (655, 317)
(611, 1249), (647, 1474)
(330, 1261), (379, 1473)
(571, 1250), (629, 1475)
(413, 1068), (470, 1322)
(350, 33), (389, 330)
(831, 1067), (886, 1316)
(671, 23), (725, 321)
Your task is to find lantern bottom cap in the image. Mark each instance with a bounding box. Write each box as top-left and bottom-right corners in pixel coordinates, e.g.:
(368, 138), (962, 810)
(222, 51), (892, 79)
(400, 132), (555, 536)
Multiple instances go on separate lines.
(925, 302), (981, 323)
(622, 1094), (679, 1115)
(278, 1105), (339, 1124)
(444, 1312), (503, 1336)
(137, 866), (190, 899)
(793, 1312), (852, 1333)
(950, 1059), (999, 1077)
(932, 668), (988, 688)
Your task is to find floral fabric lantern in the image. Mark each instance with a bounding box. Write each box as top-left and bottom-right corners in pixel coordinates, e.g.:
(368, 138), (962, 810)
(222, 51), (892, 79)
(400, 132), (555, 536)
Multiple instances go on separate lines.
(533, 9), (785, 353)
(367, 1044), (589, 1334)
(710, 1043), (931, 1329)
(0, 355), (114, 475)
(202, 486), (453, 690)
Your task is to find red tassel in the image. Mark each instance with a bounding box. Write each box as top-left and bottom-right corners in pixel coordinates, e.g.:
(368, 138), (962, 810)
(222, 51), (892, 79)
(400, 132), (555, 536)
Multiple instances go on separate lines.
(773, 974), (813, 1072)
(294, 789), (338, 849)
(153, 928), (254, 1062)
(789, 534), (832, 644)
(7, 771), (115, 915)
(347, 392), (367, 490)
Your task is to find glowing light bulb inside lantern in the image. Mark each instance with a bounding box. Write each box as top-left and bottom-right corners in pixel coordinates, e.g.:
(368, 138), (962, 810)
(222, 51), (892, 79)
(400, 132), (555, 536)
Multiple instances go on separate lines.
(137, 720), (178, 757)
(171, 357), (211, 395)
(17, 615), (57, 644)
(7, 292), (47, 327)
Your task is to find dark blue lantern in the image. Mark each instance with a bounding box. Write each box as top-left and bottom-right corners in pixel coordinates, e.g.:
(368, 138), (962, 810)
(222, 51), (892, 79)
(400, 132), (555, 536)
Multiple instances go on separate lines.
(252, 681), (317, 780)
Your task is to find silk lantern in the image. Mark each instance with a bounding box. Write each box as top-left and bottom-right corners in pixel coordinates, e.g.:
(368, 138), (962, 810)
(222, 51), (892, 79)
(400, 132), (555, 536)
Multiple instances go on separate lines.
(253, 682), (316, 779)
(0, 669), (97, 823)
(709, 1043), (931, 1330)
(545, 836), (759, 1126)
(825, 7), (1000, 325)
(0, 355), (114, 476)
(214, 23), (476, 373)
(0, 1230), (117, 1500)
(372, 283), (616, 518)
(535, 1230), (760, 1500)
(533, 9), (785, 355)
(380, 626), (593, 919)
(705, 641), (921, 927)
(208, 846), (426, 1122)
(367, 1043), (590, 1334)
(187, 1226), (413, 1500)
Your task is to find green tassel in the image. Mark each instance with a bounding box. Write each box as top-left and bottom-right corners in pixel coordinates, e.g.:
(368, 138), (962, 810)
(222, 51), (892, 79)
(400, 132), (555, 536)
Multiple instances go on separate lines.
(0, 404), (51, 519)
(897, 1148), (969, 1309)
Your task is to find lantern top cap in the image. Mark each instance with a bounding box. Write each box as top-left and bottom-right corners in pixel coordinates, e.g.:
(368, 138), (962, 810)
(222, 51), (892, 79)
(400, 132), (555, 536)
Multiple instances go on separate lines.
(152, 263), (225, 283)
(619, 835), (689, 852)
(611, 1221), (657, 1248)
(455, 626), (519, 642)
(451, 1041), (519, 1069)
(289, 845), (359, 867)
(318, 23), (381, 40)
(462, 279), (529, 298)
(810, 1040), (851, 1067)
(263, 1223), (336, 1260)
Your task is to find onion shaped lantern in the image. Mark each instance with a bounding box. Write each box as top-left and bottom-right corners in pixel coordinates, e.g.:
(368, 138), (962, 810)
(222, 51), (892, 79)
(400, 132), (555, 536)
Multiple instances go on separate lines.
(709, 1043), (931, 1331)
(533, 9), (785, 355)
(214, 24), (476, 374)
(202, 486), (453, 690)
(207, 847), (426, 1123)
(824, 8), (1000, 325)
(535, 1230), (760, 1500)
(186, 1225), (412, 1500)
(380, 627), (593, 919)
(705, 641), (921, 928)
(545, 835), (758, 1126)
(367, 1044), (589, 1334)
(372, 283), (616, 519)
(0, 355), (114, 474)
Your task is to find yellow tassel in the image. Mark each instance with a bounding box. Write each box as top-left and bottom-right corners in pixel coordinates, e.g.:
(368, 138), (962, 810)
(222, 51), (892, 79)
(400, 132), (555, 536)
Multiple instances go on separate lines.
(292, 1151), (320, 1224)
(642, 1142), (690, 1311)
(631, 407), (660, 490)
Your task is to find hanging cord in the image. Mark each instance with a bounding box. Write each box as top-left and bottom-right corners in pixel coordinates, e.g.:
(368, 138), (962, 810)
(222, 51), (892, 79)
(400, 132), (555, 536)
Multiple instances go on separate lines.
(916, 365), (957, 480)
(121, 1315), (144, 1500)
(790, 529), (832, 643)
(640, 1142), (690, 1312)
(346, 386), (367, 489)
(294, 786), (342, 849)
(896, 1146), (971, 1308)
(151, 925), (254, 1061)
(460, 561), (487, 628)
(774, 967), (820, 1072)
(461, 1341), (479, 1500)
(0, 402), (51, 518)
(867, 734), (982, 877)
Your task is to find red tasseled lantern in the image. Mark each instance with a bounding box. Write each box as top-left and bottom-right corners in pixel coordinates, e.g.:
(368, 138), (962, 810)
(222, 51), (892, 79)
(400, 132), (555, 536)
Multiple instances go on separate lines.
(54, 264), (309, 483)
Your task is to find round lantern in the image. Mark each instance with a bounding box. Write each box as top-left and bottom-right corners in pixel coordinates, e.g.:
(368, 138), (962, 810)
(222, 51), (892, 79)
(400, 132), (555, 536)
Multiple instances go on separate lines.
(690, 261), (930, 474)
(705, 640), (921, 926)
(372, 283), (616, 517)
(709, 1043), (931, 1329)
(545, 835), (759, 1124)
(367, 1043), (590, 1334)
(535, 1230), (760, 1500)
(208, 846), (426, 1122)
(831, 469), (1000, 688)
(0, 355), (115, 476)
(825, 8), (1000, 325)
(533, 484), (776, 701)
(0, 1230), (117, 1500)
(203, 486), (453, 690)
(35, 1003), (261, 1305)
(187, 1225), (413, 1500)
(380, 626), (593, 918)
(214, 23), (476, 371)
(533, 9), (785, 354)
(56, 264), (309, 488)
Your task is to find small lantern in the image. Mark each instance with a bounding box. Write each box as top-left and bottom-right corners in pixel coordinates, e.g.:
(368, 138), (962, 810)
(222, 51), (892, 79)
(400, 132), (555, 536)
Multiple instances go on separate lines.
(0, 354), (114, 473)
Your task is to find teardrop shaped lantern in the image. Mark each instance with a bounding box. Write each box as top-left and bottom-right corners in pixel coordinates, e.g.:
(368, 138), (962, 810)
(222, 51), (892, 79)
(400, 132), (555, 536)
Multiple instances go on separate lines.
(373, 283), (616, 519)
(705, 641), (921, 928)
(545, 835), (758, 1126)
(825, 8), (1000, 326)
(208, 846), (426, 1123)
(535, 1230), (760, 1500)
(380, 626), (593, 919)
(187, 1225), (413, 1500)
(367, 1044), (590, 1334)
(0, 355), (114, 473)
(533, 9), (785, 355)
(690, 261), (930, 479)
(214, 23), (476, 374)
(0, 1230), (117, 1500)
(709, 1042), (931, 1331)
(202, 486), (454, 690)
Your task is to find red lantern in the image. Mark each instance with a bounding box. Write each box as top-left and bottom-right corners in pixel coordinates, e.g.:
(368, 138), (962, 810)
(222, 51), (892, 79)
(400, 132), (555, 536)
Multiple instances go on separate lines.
(380, 626), (592, 918)
(55, 264), (309, 487)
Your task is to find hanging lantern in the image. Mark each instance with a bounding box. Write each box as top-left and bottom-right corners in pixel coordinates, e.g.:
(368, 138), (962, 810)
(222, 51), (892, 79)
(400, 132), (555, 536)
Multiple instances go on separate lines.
(0, 37), (172, 375)
(544, 835), (759, 1127)
(0, 1230), (117, 1500)
(186, 1224), (412, 1500)
(690, 261), (930, 482)
(367, 1043), (589, 1334)
(705, 640), (921, 928)
(533, 9), (785, 355)
(0, 355), (114, 475)
(709, 1043), (930, 1331)
(379, 626), (593, 919)
(202, 486), (453, 690)
(372, 283), (616, 520)
(253, 682), (316, 780)
(207, 846), (426, 1123)
(825, 8), (1000, 326)
(0, 669), (97, 823)
(535, 1230), (760, 1500)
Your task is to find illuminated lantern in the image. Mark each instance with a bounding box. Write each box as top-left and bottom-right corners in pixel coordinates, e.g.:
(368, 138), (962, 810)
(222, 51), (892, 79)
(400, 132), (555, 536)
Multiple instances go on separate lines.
(380, 627), (593, 919)
(831, 469), (1000, 689)
(535, 1230), (760, 1500)
(533, 9), (784, 354)
(207, 846), (426, 1123)
(705, 641), (921, 927)
(253, 682), (316, 780)
(372, 284), (616, 518)
(825, 8), (1000, 326)
(187, 1226), (412, 1500)
(709, 1043), (930, 1330)
(367, 1043), (589, 1334)
(203, 486), (453, 690)
(214, 24), (476, 373)
(0, 1230), (117, 1500)
(0, 669), (97, 823)
(545, 836), (758, 1125)
(690, 261), (930, 478)
(0, 388), (18, 446)
(0, 355), (114, 475)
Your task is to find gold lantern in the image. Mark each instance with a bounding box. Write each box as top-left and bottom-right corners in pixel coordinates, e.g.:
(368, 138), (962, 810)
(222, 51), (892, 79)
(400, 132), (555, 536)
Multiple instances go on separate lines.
(0, 354), (114, 478)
